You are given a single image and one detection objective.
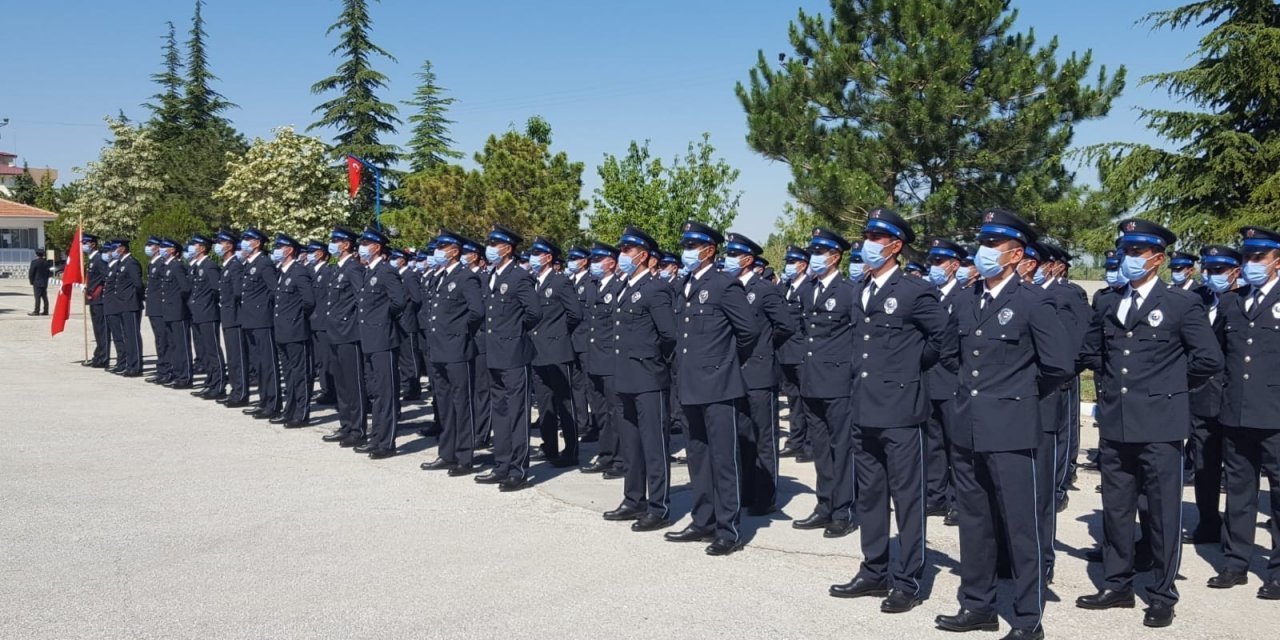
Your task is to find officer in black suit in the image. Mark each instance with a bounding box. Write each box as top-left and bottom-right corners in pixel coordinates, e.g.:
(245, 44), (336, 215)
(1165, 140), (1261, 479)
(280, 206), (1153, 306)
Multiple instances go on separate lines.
(527, 237), (584, 467)
(306, 241), (337, 405)
(777, 245), (813, 460)
(792, 228), (859, 539)
(921, 239), (967, 520)
(1044, 244), (1092, 507)
(105, 240), (144, 377)
(462, 238), (494, 449)
(269, 235), (314, 428)
(96, 240), (120, 368)
(1182, 244), (1237, 545)
(155, 238), (194, 389)
(601, 227), (678, 532)
(475, 225), (543, 491)
(142, 237), (171, 383)
(935, 210), (1074, 640)
(419, 230), (485, 475)
(391, 248), (424, 403)
(580, 243), (627, 477)
(663, 221), (757, 556)
(1076, 219), (1223, 629)
(1168, 251), (1201, 292)
(186, 234), (224, 399)
(82, 233), (111, 367)
(1208, 226), (1280, 600)
(26, 249), (50, 316)
(723, 232), (797, 516)
(351, 228), (407, 459)
(213, 231), (249, 406)
(321, 228), (369, 447)
(565, 245), (594, 446)
(830, 210), (952, 613)
(237, 228), (280, 419)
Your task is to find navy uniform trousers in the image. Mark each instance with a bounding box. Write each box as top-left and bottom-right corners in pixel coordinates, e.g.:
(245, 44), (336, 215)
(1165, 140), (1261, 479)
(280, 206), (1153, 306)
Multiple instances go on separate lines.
(804, 396), (856, 524)
(684, 400), (746, 542)
(740, 388), (779, 511)
(193, 320), (224, 392)
(90, 304), (109, 365)
(1035, 389), (1063, 579)
(1099, 439), (1184, 606)
(779, 364), (809, 455)
(433, 360), (476, 466)
(925, 398), (954, 509)
(246, 327), (280, 413)
(1188, 413), (1224, 536)
(490, 366), (532, 480)
(223, 326), (249, 402)
(1220, 426), (1280, 581)
(331, 342), (367, 438)
(111, 312), (144, 374)
(534, 364), (578, 459)
(619, 390), (670, 517)
(364, 349), (400, 451)
(149, 315), (170, 378)
(278, 340), (311, 423)
(589, 373), (621, 470)
(855, 425), (927, 592)
(472, 352), (494, 448)
(165, 319), (194, 386)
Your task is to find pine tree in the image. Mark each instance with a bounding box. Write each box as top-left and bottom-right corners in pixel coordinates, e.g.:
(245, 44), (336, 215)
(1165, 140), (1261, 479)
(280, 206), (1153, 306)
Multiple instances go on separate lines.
(737, 0), (1124, 243)
(144, 22), (185, 142)
(9, 163), (39, 205)
(403, 60), (462, 173)
(310, 0), (401, 222)
(182, 0), (234, 130)
(1086, 0), (1280, 247)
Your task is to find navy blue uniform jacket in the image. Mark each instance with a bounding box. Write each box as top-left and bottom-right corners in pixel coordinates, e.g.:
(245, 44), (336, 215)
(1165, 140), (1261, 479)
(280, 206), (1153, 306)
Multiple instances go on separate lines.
(675, 267), (757, 405)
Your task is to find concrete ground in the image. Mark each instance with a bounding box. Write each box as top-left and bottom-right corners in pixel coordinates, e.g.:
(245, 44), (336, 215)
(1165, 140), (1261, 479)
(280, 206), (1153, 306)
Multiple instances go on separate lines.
(0, 278), (1274, 639)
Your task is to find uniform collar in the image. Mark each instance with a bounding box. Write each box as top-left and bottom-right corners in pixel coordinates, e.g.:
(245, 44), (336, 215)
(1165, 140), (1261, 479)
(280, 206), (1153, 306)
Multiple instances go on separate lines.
(868, 264), (898, 290)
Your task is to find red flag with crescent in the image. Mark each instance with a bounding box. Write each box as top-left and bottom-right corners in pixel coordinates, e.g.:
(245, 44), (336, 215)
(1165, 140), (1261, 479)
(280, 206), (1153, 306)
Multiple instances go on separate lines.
(346, 155), (362, 198)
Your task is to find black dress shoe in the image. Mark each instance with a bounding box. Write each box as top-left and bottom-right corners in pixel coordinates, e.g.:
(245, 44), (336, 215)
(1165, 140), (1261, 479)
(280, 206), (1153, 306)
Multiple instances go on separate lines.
(935, 609), (1000, 633)
(705, 537), (743, 556)
(944, 508), (960, 526)
(580, 460), (611, 474)
(881, 589), (922, 613)
(746, 504), (778, 517)
(631, 513), (672, 532)
(1207, 569), (1248, 589)
(353, 443), (377, 454)
(549, 454), (579, 468)
(792, 512), (832, 530)
(121, 371), (142, 378)
(420, 458), (454, 471)
(220, 399), (249, 408)
(529, 449), (549, 461)
(474, 471), (504, 484)
(778, 444), (802, 457)
(999, 628), (1043, 640)
(1076, 588), (1135, 609)
(795, 453), (814, 463)
(168, 382), (193, 390)
(282, 421), (309, 429)
(311, 394), (336, 405)
(1084, 547), (1103, 563)
(498, 477), (528, 492)
(1182, 528), (1221, 544)
(829, 576), (890, 599)
(1258, 580), (1280, 600)
(243, 407), (262, 415)
(1055, 495), (1069, 513)
(602, 467), (626, 480)
(823, 520), (855, 538)
(603, 505), (644, 521)
(664, 525), (714, 543)
(368, 448), (397, 460)
(416, 425), (443, 438)
(258, 411), (283, 421)
(926, 503), (949, 517)
(339, 436), (366, 448)
(321, 432), (348, 443)
(269, 415), (289, 424)
(447, 464), (476, 477)
(1143, 602), (1175, 628)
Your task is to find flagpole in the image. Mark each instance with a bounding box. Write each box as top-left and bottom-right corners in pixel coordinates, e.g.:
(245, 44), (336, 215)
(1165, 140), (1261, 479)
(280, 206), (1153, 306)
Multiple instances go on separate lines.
(80, 217), (88, 363)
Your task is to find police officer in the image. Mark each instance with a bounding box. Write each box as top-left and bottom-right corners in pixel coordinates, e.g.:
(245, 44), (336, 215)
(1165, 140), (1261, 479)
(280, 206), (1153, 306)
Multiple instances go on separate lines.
(269, 235), (314, 428)
(237, 228), (280, 419)
(82, 233), (111, 367)
(1076, 219), (1222, 628)
(142, 237), (171, 384)
(105, 240), (144, 377)
(476, 225), (542, 491)
(831, 210), (952, 613)
(307, 241), (337, 406)
(1208, 226), (1280, 600)
(664, 221), (757, 556)
(792, 228), (858, 539)
(581, 243), (626, 477)
(1168, 251), (1201, 292)
(602, 227), (678, 532)
(1044, 244), (1091, 506)
(922, 239), (967, 518)
(321, 228), (368, 447)
(723, 232), (797, 516)
(934, 209), (1073, 640)
(527, 237), (584, 467)
(213, 230), (249, 407)
(1183, 244), (1238, 545)
(352, 228), (406, 459)
(777, 245), (813, 460)
(96, 240), (120, 369)
(156, 238), (194, 389)
(391, 248), (424, 403)
(565, 245), (594, 447)
(186, 234), (224, 399)
(462, 237), (494, 450)
(419, 230), (485, 475)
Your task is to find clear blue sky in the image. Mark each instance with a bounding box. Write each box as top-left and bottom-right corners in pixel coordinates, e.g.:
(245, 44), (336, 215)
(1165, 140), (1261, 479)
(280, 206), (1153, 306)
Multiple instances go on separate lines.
(3, 0), (1204, 241)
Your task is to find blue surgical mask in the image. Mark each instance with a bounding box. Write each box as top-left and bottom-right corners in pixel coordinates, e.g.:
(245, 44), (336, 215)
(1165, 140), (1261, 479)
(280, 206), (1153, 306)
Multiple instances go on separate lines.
(955, 267), (971, 285)
(461, 253), (474, 266)
(1104, 268), (1126, 288)
(1032, 266), (1048, 285)
(681, 249), (703, 270)
(529, 254), (546, 271)
(271, 248), (285, 263)
(659, 269), (673, 281)
(1206, 273), (1233, 293)
(975, 246), (1011, 279)
(239, 240), (252, 253)
(327, 242), (341, 256)
(358, 245), (373, 262)
(847, 261), (865, 280)
(566, 260), (582, 275)
(1171, 270), (1188, 285)
(81, 243), (92, 254)
(237, 248), (250, 261)
(1243, 260), (1274, 286)
(809, 253), (830, 276)
(1120, 255), (1151, 282)
(721, 255), (743, 276)
(589, 262), (606, 279)
(782, 263), (798, 281)
(303, 253), (315, 266)
(144, 245), (156, 258)
(860, 240), (890, 269)
(618, 253), (638, 275)
(183, 247), (197, 261)
(927, 265), (949, 286)
(678, 265), (690, 279)
(213, 244), (226, 258)
(432, 248), (448, 267)
(484, 246), (501, 264)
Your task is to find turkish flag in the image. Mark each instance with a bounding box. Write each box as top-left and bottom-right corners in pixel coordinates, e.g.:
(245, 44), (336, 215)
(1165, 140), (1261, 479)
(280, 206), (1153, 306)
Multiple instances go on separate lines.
(51, 227), (83, 336)
(346, 155), (362, 198)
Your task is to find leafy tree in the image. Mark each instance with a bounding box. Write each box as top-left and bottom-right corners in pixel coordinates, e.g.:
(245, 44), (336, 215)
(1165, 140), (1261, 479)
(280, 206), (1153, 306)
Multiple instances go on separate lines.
(310, 0), (401, 222)
(468, 117), (585, 243)
(589, 133), (742, 251)
(145, 21), (186, 142)
(8, 163), (38, 205)
(1085, 0), (1280, 247)
(66, 117), (167, 238)
(135, 202), (207, 254)
(761, 202), (827, 269)
(182, 0), (234, 131)
(403, 60), (462, 172)
(737, 0), (1124, 244)
(214, 126), (347, 241)
(385, 164), (476, 247)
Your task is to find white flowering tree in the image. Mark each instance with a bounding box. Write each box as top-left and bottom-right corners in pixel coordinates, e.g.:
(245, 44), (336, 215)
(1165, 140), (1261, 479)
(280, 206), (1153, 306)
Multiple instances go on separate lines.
(66, 117), (166, 238)
(215, 126), (346, 241)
